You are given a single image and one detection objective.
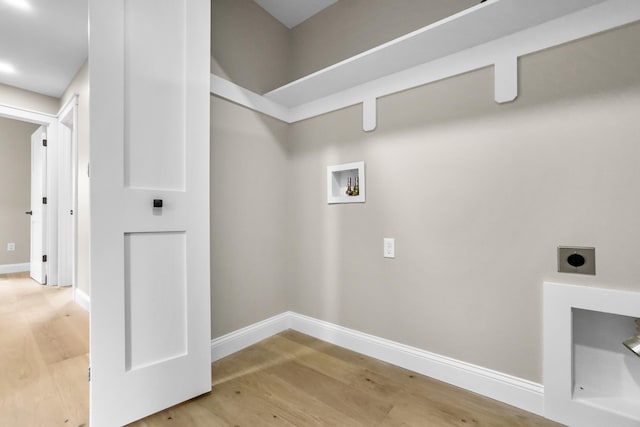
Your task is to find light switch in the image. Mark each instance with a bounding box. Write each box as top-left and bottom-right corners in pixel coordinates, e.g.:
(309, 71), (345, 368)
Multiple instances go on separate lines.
(384, 238), (395, 258)
(7, 243), (15, 251)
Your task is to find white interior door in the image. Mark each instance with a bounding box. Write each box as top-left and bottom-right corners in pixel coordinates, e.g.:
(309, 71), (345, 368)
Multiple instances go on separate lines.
(89, 0), (211, 426)
(30, 126), (46, 284)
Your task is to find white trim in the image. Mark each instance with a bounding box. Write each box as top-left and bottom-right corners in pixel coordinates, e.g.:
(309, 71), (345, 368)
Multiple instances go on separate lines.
(210, 311), (544, 416)
(0, 104), (57, 125)
(0, 263), (30, 274)
(211, 312), (291, 362)
(0, 103), (59, 286)
(210, 0), (640, 127)
(57, 94), (79, 290)
(210, 75), (291, 123)
(57, 94), (79, 119)
(288, 312), (544, 416)
(74, 288), (91, 312)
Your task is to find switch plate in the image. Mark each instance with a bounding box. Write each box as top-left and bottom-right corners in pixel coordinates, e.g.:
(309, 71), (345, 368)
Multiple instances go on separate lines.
(557, 246), (595, 275)
(384, 238), (395, 258)
(7, 243), (15, 251)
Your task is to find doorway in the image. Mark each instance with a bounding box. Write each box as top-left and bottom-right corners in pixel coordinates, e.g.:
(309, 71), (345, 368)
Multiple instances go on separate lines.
(0, 101), (85, 423)
(0, 100), (78, 289)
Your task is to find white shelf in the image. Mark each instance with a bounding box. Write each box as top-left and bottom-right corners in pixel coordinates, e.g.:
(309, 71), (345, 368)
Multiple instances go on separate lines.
(211, 0), (640, 131)
(264, 0), (608, 108)
(327, 161), (365, 204)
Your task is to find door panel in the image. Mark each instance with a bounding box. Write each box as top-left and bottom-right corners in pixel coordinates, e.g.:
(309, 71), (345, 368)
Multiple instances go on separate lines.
(30, 127), (46, 284)
(124, 231), (188, 371)
(89, 0), (211, 425)
(124, 0), (186, 191)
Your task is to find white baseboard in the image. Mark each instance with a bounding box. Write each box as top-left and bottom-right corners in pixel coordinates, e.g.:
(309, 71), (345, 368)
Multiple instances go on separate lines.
(0, 263), (30, 274)
(288, 312), (544, 416)
(210, 311), (544, 416)
(211, 312), (291, 362)
(74, 288), (90, 312)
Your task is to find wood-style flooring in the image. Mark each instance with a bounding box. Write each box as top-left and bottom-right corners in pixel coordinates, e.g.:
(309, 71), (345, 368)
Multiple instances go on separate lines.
(0, 272), (563, 426)
(134, 335), (562, 426)
(0, 272), (89, 426)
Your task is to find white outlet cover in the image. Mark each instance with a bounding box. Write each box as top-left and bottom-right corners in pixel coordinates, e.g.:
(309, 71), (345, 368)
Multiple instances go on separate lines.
(384, 238), (395, 258)
(7, 243), (16, 251)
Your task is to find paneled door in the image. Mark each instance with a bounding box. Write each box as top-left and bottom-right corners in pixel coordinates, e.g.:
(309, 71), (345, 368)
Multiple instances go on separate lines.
(88, 1), (211, 426)
(29, 126), (46, 284)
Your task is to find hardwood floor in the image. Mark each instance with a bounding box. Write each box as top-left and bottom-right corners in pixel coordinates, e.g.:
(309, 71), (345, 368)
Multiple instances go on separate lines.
(0, 272), (89, 427)
(134, 330), (563, 427)
(1, 272), (563, 426)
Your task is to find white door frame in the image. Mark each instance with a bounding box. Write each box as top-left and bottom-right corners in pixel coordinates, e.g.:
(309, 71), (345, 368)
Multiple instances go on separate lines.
(0, 104), (56, 285)
(0, 102), (75, 288)
(58, 95), (79, 291)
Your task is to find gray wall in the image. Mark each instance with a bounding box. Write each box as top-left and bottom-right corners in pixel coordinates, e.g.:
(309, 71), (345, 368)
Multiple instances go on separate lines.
(289, 0), (477, 81)
(210, 96), (289, 337)
(211, 1), (640, 384)
(286, 23), (640, 383)
(211, 0), (290, 94)
(0, 117), (38, 265)
(210, 0), (291, 338)
(0, 83), (59, 114)
(59, 62), (90, 296)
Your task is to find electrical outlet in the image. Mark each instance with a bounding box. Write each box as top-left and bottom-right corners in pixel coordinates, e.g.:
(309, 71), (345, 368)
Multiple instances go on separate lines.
(384, 238), (395, 258)
(7, 243), (15, 251)
(557, 246), (595, 275)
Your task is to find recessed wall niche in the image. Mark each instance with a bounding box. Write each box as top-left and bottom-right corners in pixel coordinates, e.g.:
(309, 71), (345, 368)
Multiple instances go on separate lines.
(572, 308), (640, 422)
(544, 282), (640, 427)
(327, 161), (365, 204)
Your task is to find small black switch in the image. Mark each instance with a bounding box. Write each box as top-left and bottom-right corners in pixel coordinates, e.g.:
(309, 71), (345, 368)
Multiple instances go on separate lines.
(153, 199), (163, 208)
(567, 253), (586, 267)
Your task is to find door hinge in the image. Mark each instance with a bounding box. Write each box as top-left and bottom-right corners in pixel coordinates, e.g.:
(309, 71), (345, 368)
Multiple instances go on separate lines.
(42, 197), (47, 205)
(88, 367), (91, 382)
(42, 255), (47, 262)
(42, 139), (47, 147)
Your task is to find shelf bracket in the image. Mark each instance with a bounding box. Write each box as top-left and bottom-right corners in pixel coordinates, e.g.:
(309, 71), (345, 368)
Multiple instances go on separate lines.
(363, 97), (377, 132)
(494, 56), (518, 104)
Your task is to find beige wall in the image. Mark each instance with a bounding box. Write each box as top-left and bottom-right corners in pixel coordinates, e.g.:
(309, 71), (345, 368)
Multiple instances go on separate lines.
(289, 0), (477, 81)
(211, 1), (640, 384)
(211, 0), (290, 94)
(0, 117), (38, 265)
(59, 62), (90, 296)
(210, 0), (291, 337)
(0, 83), (59, 114)
(210, 96), (289, 337)
(286, 22), (640, 383)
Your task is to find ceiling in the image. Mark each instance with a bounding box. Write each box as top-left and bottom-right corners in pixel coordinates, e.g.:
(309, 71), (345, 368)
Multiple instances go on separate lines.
(0, 0), (88, 98)
(254, 0), (338, 29)
(0, 0), (328, 98)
